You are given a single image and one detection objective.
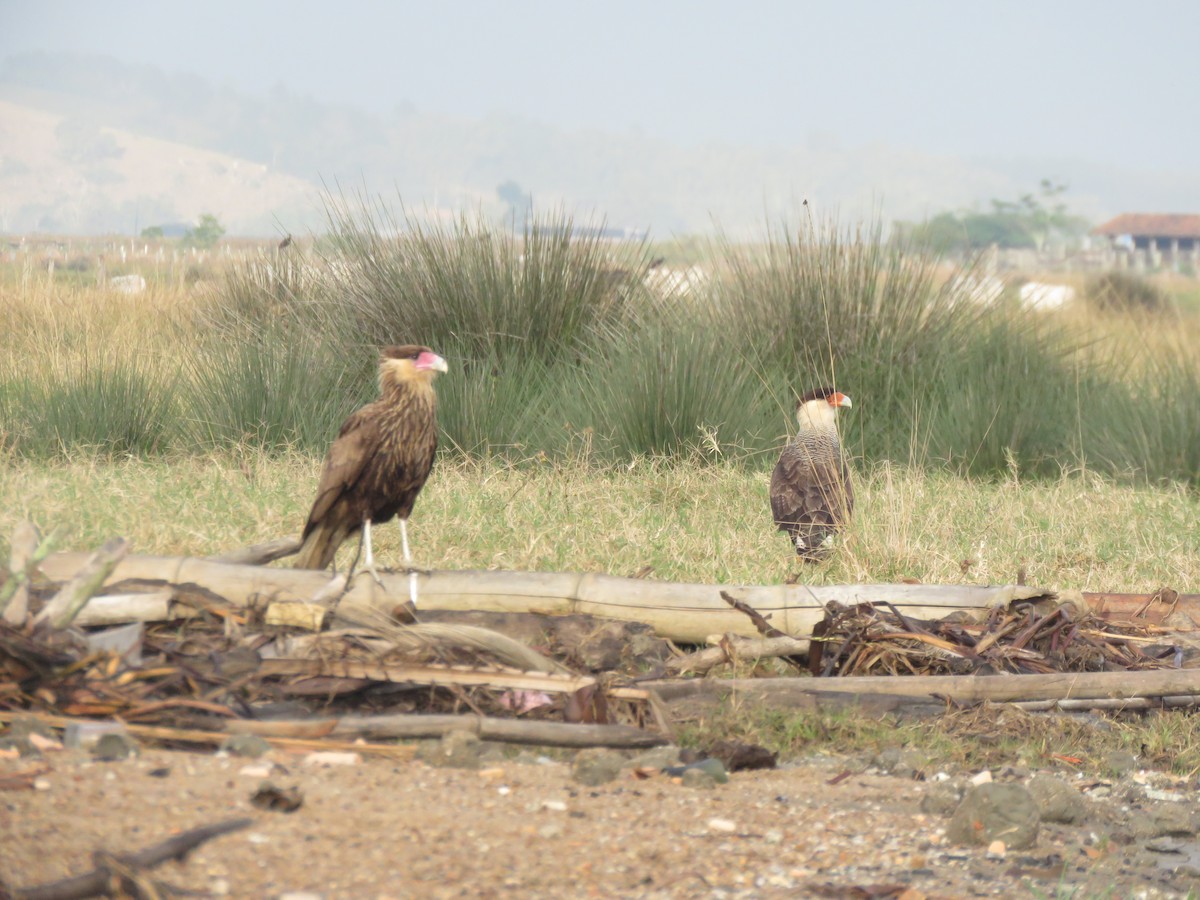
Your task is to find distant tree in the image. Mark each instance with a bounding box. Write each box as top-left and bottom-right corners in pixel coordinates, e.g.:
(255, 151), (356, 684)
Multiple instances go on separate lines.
(963, 210), (1036, 249)
(140, 225), (165, 239)
(893, 211), (971, 253)
(182, 213), (226, 248)
(895, 180), (1089, 255)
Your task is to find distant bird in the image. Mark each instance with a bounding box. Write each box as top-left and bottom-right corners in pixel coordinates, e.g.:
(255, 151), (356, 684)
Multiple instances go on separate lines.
(770, 386), (854, 561)
(295, 345), (449, 603)
(278, 234), (293, 250)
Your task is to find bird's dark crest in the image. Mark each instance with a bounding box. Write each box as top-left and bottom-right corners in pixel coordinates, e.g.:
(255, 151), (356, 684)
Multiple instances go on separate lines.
(798, 385), (841, 404)
(382, 344), (431, 361)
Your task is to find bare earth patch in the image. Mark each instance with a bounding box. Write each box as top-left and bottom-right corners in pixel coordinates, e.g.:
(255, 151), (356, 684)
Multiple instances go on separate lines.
(3, 746), (1198, 899)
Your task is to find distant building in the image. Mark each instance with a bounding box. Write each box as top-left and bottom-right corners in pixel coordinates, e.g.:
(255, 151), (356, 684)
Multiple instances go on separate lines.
(1092, 213), (1200, 252)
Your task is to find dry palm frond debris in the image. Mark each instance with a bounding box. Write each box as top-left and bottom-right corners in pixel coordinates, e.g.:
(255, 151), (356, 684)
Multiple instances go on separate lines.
(0, 532), (668, 751)
(808, 598), (1191, 678)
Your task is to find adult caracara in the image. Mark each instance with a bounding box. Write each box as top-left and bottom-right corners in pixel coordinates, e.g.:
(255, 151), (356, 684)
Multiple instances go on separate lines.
(770, 386), (854, 561)
(295, 345), (448, 600)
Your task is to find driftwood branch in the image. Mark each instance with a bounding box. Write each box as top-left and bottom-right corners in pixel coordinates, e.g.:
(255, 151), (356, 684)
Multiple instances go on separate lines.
(665, 634), (813, 675)
(258, 659), (596, 694)
(10, 817), (251, 900)
(2, 522), (55, 625)
(1, 706), (665, 751)
(34, 538), (128, 631)
(1011, 695), (1200, 712)
(719, 589), (787, 637)
(227, 712), (668, 748)
(280, 620), (575, 675)
(68, 590), (177, 627)
(648, 669), (1200, 708)
(0, 712), (419, 759)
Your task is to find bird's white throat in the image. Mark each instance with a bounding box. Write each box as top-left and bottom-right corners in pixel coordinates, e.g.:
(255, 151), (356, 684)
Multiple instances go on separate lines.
(796, 398), (841, 434)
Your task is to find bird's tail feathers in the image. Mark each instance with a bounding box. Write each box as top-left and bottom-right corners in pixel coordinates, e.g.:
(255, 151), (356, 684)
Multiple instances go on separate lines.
(294, 524), (343, 570)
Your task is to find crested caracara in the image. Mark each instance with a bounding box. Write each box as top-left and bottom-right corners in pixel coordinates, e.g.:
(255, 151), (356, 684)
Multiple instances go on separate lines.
(770, 386), (854, 561)
(295, 345), (448, 601)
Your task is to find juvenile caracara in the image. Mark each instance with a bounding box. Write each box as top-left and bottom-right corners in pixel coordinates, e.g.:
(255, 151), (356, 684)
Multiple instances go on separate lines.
(770, 386), (854, 561)
(295, 345), (448, 601)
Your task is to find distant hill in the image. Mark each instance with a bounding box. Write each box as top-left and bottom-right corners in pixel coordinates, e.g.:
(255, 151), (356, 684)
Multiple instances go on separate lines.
(0, 99), (318, 235)
(2, 51), (1198, 237)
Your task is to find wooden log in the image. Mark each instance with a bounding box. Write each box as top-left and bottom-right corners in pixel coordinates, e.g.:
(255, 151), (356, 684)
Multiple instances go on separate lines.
(279, 621), (574, 675)
(1083, 590), (1200, 630)
(35, 538), (128, 630)
(257, 659), (596, 694)
(648, 668), (1200, 706)
(73, 591), (179, 627)
(226, 712), (668, 748)
(1, 520), (44, 625)
(38, 551), (1051, 644)
(1011, 695), (1200, 712)
(12, 818), (251, 900)
(0, 712), (417, 759)
(665, 634), (812, 675)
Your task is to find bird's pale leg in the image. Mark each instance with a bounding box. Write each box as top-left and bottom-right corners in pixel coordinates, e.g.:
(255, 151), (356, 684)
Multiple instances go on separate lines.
(400, 518), (418, 606)
(363, 518), (384, 586)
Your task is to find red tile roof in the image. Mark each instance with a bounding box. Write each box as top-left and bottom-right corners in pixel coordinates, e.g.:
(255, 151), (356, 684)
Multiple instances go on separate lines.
(1093, 213), (1200, 238)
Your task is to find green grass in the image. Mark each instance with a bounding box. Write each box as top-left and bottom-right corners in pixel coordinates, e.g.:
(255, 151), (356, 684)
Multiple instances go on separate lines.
(181, 325), (375, 453)
(0, 351), (177, 458)
(3, 454), (1196, 591)
(680, 699), (1200, 778)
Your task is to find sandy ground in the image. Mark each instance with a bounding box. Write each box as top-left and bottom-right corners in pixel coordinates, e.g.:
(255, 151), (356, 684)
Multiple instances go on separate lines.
(3, 743), (1200, 899)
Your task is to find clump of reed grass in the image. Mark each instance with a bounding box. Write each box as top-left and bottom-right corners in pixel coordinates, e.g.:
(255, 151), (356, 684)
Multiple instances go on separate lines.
(2, 199), (1198, 489)
(315, 196), (653, 363)
(0, 352), (176, 458)
(182, 325), (374, 453)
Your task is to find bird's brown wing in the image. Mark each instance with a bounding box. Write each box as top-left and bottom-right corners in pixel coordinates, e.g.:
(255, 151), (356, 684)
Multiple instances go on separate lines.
(301, 406), (381, 540)
(840, 457), (855, 520)
(770, 446), (852, 553)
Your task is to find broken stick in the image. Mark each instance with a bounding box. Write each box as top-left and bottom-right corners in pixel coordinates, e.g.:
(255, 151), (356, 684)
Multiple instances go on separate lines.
(9, 817), (251, 900)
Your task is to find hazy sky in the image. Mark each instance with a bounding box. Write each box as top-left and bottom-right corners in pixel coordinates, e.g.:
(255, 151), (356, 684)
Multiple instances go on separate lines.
(3, 0), (1198, 173)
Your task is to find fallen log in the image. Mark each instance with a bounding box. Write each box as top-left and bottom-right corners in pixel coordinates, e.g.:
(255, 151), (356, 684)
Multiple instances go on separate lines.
(65, 590), (178, 627)
(227, 712), (669, 748)
(34, 538), (128, 631)
(0, 712), (419, 759)
(648, 668), (1200, 707)
(257, 659), (596, 694)
(1, 521), (47, 626)
(1011, 695), (1200, 712)
(39, 550), (1052, 644)
(272, 621), (575, 675)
